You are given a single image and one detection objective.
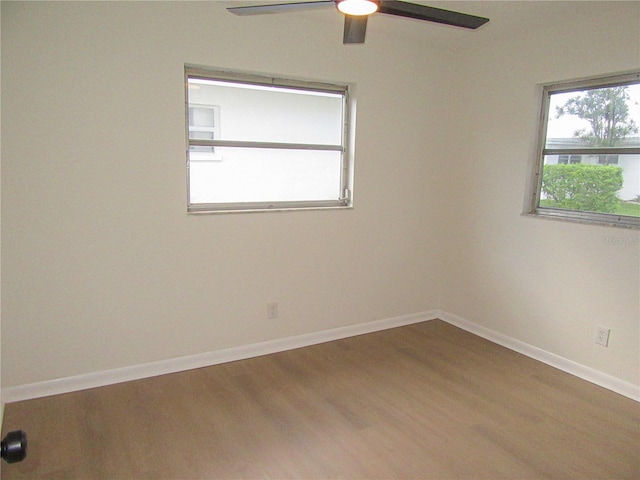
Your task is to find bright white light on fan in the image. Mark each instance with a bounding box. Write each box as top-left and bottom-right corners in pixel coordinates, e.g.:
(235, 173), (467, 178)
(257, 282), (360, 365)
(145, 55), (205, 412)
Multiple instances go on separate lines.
(337, 0), (379, 16)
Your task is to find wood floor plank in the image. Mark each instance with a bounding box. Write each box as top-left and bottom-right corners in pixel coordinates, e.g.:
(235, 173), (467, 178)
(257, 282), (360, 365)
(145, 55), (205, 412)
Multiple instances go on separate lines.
(2, 320), (639, 479)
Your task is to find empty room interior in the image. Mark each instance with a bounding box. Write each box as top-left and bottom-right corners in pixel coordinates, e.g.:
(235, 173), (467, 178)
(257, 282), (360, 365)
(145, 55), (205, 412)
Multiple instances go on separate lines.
(1, 1), (639, 478)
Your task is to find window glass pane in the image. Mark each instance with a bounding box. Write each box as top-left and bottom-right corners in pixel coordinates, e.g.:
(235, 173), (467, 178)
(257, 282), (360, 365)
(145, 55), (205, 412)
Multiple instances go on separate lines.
(545, 84), (640, 150)
(540, 154), (639, 217)
(189, 107), (216, 128)
(190, 131), (214, 141)
(188, 79), (344, 145)
(185, 68), (351, 212)
(531, 73), (639, 227)
(189, 147), (343, 204)
(189, 131), (215, 154)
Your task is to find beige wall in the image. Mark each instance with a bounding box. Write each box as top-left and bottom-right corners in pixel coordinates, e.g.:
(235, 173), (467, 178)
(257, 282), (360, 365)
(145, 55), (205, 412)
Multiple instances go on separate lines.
(1, 1), (447, 387)
(439, 3), (640, 385)
(1, 1), (638, 390)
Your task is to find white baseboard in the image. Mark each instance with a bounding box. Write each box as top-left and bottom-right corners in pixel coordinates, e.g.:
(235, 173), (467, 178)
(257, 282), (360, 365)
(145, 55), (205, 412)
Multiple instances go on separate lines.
(2, 310), (440, 403)
(4, 309), (638, 403)
(437, 310), (640, 402)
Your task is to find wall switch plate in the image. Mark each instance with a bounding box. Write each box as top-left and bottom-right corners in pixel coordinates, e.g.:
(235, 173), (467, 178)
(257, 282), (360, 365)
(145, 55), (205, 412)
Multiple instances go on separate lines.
(595, 326), (610, 347)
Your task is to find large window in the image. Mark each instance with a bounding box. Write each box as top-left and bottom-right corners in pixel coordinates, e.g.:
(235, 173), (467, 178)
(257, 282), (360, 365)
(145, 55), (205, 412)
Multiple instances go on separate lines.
(185, 67), (352, 213)
(529, 72), (640, 228)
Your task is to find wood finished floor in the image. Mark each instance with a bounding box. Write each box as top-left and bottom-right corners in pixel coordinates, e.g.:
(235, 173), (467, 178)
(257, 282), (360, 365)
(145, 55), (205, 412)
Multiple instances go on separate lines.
(2, 320), (639, 479)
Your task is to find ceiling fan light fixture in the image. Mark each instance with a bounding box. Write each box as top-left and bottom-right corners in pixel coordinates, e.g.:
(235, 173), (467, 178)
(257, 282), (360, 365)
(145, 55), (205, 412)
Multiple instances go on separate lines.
(336, 0), (379, 16)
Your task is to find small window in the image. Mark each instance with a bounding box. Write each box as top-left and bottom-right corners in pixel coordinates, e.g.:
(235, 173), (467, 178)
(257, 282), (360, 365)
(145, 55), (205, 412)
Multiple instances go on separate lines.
(558, 154), (582, 164)
(597, 154), (619, 165)
(189, 105), (221, 160)
(529, 72), (640, 228)
(185, 66), (352, 213)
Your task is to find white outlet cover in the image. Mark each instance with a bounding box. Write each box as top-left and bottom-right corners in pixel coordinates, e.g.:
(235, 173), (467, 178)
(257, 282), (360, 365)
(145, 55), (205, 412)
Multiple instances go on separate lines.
(267, 303), (278, 319)
(595, 326), (610, 347)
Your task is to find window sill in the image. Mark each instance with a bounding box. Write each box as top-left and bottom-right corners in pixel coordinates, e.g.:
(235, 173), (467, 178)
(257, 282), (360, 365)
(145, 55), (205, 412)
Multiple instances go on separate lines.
(188, 204), (354, 215)
(522, 209), (640, 230)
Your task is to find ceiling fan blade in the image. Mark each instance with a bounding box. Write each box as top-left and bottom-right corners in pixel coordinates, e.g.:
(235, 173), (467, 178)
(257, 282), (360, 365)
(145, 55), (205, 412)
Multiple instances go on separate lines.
(343, 16), (367, 44)
(227, 0), (334, 16)
(378, 0), (489, 29)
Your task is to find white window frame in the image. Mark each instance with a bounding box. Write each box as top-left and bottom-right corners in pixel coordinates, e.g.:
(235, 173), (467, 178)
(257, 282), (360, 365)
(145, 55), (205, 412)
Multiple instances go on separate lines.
(185, 66), (353, 213)
(528, 72), (640, 229)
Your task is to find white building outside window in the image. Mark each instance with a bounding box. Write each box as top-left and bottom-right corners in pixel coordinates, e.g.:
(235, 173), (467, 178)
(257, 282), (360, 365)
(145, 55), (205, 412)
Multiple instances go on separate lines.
(185, 67), (352, 213)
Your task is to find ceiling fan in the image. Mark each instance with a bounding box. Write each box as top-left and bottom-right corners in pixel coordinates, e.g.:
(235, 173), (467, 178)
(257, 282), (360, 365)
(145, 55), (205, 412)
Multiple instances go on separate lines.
(227, 0), (489, 44)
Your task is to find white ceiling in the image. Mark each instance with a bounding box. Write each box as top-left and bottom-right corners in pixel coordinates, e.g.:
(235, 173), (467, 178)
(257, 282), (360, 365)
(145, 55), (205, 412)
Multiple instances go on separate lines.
(218, 1), (608, 51)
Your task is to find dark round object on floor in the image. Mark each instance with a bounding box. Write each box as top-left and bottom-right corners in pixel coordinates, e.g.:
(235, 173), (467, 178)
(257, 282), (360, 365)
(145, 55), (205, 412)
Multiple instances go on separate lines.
(1, 430), (27, 463)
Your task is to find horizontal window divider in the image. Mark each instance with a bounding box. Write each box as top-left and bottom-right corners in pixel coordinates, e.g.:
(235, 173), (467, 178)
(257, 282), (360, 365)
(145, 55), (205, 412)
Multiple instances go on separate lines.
(543, 147), (640, 156)
(188, 139), (344, 152)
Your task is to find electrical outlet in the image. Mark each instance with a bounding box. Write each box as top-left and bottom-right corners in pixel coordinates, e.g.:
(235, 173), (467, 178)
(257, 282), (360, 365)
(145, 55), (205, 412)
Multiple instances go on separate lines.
(595, 326), (610, 347)
(267, 302), (278, 319)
